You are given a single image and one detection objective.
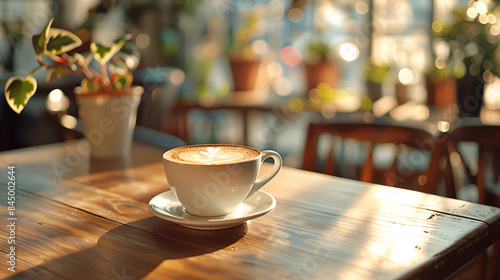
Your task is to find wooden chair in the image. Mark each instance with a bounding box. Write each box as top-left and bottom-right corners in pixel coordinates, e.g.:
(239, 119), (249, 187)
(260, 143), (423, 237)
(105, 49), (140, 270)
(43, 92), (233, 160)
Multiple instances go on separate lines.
(444, 118), (500, 280)
(302, 118), (448, 195)
(445, 118), (500, 205)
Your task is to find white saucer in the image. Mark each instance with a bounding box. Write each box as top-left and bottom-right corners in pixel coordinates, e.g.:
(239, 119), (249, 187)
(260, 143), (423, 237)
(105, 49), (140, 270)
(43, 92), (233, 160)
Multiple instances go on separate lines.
(149, 190), (276, 230)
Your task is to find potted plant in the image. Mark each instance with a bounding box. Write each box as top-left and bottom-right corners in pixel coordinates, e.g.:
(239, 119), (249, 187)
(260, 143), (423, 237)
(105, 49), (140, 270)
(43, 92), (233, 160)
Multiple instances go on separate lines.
(362, 60), (391, 102)
(424, 61), (456, 108)
(4, 18), (142, 158)
(227, 4), (265, 92)
(436, 1), (500, 117)
(303, 38), (340, 92)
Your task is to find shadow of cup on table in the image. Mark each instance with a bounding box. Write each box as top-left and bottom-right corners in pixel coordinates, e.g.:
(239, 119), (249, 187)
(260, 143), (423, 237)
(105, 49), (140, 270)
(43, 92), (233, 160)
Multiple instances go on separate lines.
(14, 217), (247, 279)
(95, 217), (248, 278)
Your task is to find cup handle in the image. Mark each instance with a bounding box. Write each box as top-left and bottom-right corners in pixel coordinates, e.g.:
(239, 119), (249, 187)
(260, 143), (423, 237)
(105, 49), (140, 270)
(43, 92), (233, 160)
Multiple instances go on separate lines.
(245, 150), (282, 199)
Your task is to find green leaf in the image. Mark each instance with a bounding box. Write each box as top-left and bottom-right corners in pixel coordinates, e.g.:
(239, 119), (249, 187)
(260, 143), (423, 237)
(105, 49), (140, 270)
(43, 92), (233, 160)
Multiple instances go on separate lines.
(90, 42), (113, 65)
(90, 42), (114, 65)
(81, 78), (99, 92)
(46, 66), (70, 83)
(112, 72), (133, 90)
(32, 18), (54, 55)
(91, 34), (132, 66)
(113, 33), (132, 46)
(114, 76), (128, 89)
(4, 77), (37, 114)
(45, 28), (82, 55)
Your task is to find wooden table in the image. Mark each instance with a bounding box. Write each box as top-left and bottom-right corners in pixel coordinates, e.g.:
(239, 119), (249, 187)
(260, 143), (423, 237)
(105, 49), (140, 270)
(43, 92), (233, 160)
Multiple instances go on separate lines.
(1, 140), (500, 280)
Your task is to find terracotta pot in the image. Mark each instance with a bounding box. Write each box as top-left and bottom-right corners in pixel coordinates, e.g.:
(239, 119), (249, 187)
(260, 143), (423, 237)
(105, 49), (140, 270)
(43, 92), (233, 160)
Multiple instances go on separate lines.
(229, 57), (262, 92)
(426, 77), (457, 108)
(395, 82), (409, 104)
(304, 60), (340, 91)
(75, 86), (144, 159)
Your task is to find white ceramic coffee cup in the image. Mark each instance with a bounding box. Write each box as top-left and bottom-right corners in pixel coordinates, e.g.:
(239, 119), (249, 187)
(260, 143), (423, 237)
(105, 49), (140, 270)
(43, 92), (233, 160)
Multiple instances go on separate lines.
(163, 144), (282, 217)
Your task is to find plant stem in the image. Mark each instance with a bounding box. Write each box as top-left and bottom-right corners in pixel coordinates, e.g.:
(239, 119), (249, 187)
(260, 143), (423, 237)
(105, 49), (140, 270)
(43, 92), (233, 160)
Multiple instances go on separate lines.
(27, 65), (44, 78)
(76, 61), (96, 81)
(101, 63), (110, 88)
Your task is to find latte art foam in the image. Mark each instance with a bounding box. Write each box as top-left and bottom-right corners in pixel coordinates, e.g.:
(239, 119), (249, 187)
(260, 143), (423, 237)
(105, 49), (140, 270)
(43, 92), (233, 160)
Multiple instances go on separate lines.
(166, 145), (260, 165)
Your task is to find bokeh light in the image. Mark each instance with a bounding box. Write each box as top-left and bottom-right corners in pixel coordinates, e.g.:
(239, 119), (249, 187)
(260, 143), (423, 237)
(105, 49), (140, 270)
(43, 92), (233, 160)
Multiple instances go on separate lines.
(273, 77), (293, 96)
(170, 69), (185, 86)
(320, 103), (336, 119)
(308, 88), (322, 103)
(479, 13), (488, 24)
(281, 46), (302, 65)
(390, 102), (429, 121)
(438, 121), (450, 132)
(466, 7), (478, 20)
(435, 57), (446, 69)
(288, 8), (304, 23)
(355, 2), (369, 15)
(488, 14), (496, 24)
(453, 63), (467, 78)
(432, 21), (443, 33)
(473, 1), (488, 14)
(46, 89), (69, 113)
(267, 61), (283, 78)
(338, 43), (359, 62)
(135, 33), (150, 49)
(361, 96), (372, 111)
(490, 25), (500, 36)
(266, 0), (284, 20)
(398, 68), (414, 85)
(251, 40), (269, 56)
(61, 115), (78, 130)
(288, 97), (303, 112)
(373, 96), (398, 117)
(433, 39), (449, 58)
(484, 79), (500, 108)
(418, 175), (427, 186)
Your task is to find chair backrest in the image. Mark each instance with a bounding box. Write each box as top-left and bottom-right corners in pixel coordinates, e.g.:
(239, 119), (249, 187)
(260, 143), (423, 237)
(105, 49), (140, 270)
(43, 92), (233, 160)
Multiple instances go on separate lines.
(445, 118), (500, 206)
(444, 118), (500, 280)
(302, 118), (446, 194)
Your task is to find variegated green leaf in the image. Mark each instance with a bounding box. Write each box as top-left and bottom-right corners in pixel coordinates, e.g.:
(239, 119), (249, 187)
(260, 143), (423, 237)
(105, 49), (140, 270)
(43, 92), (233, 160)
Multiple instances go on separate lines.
(112, 72), (133, 90)
(32, 18), (54, 55)
(114, 34), (132, 46)
(81, 78), (99, 92)
(4, 76), (37, 114)
(45, 28), (82, 56)
(91, 34), (132, 66)
(46, 66), (70, 83)
(90, 42), (113, 65)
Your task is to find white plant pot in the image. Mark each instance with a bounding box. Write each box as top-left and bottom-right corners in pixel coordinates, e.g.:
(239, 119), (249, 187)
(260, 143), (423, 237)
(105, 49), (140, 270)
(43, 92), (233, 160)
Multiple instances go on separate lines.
(75, 86), (144, 159)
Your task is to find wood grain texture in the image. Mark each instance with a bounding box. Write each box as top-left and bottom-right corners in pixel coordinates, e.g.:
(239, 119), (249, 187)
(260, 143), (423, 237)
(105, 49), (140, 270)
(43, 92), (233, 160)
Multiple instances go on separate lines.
(0, 140), (499, 280)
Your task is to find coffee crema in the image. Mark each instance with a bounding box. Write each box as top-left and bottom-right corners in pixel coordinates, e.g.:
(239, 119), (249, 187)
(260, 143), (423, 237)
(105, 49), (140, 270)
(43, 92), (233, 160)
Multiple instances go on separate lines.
(165, 145), (260, 165)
